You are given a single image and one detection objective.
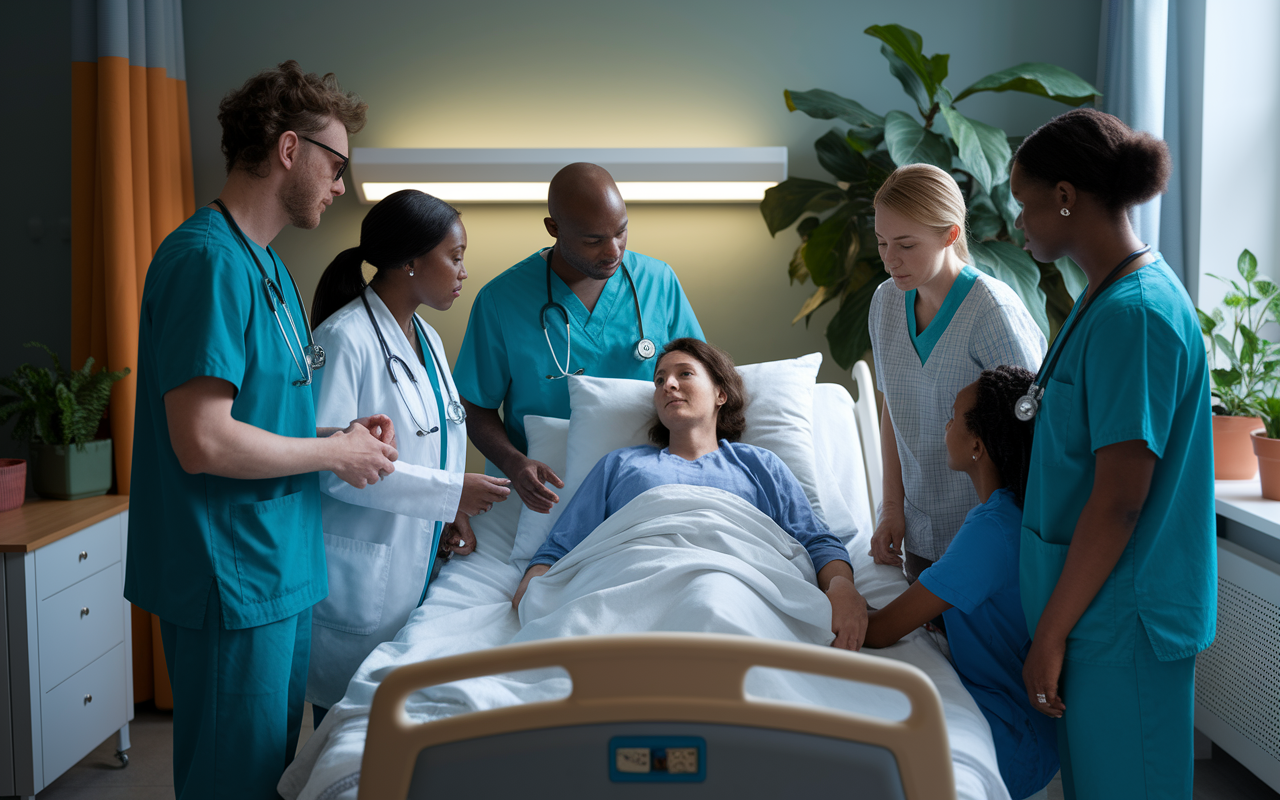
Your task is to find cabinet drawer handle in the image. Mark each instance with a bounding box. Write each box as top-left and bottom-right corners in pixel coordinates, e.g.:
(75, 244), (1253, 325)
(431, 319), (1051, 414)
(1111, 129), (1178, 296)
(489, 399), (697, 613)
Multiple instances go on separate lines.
(81, 607), (90, 617)
(84, 694), (92, 704)
(79, 551), (88, 561)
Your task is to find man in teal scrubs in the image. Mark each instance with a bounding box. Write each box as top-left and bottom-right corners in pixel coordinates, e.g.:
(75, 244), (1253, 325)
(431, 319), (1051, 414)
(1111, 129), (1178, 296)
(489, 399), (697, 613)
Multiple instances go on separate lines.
(455, 163), (703, 511)
(125, 61), (397, 800)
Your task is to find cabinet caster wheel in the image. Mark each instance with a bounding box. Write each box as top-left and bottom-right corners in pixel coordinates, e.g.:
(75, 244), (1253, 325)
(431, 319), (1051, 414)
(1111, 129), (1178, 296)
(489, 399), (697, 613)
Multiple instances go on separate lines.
(114, 750), (129, 768)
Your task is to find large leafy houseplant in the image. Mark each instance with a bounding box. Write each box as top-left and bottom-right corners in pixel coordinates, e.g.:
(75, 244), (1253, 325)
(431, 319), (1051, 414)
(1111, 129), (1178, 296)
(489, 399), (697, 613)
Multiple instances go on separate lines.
(0, 342), (129, 448)
(761, 23), (1099, 368)
(1197, 249), (1280, 418)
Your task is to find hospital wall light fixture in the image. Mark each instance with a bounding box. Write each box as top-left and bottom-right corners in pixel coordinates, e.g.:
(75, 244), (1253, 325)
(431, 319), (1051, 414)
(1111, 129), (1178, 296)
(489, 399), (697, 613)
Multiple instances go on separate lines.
(351, 147), (788, 204)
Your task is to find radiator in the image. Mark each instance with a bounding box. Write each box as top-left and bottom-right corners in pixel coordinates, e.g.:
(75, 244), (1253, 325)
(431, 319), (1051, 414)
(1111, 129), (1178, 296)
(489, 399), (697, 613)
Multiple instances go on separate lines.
(1194, 538), (1280, 793)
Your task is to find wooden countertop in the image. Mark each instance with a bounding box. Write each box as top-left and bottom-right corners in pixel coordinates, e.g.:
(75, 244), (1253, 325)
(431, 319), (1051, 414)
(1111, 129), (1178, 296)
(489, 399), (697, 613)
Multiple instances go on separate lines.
(0, 495), (129, 553)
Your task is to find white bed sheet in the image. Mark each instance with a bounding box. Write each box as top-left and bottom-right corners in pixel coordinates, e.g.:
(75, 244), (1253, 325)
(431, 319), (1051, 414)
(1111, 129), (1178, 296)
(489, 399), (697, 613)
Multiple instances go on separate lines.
(279, 384), (1009, 800)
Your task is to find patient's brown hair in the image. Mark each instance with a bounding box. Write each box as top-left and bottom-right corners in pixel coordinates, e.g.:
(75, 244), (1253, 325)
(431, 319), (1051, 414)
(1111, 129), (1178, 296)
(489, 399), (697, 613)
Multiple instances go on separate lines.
(218, 60), (367, 176)
(649, 338), (747, 447)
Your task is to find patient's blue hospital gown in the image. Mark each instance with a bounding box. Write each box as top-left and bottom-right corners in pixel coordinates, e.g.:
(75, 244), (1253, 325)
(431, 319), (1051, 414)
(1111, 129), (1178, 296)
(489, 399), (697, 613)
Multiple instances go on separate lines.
(528, 441), (850, 573)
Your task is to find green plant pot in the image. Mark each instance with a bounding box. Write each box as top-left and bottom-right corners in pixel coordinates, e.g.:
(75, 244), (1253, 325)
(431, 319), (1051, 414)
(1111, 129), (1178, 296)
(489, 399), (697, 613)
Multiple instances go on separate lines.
(29, 440), (113, 500)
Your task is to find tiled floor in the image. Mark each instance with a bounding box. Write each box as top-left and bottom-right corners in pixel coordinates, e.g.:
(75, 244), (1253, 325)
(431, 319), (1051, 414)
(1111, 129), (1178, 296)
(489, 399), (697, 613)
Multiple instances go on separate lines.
(31, 703), (1280, 799)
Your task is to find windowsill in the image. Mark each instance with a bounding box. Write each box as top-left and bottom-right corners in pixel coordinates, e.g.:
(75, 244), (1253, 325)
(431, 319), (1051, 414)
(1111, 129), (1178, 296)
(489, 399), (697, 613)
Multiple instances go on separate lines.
(1215, 478), (1280, 542)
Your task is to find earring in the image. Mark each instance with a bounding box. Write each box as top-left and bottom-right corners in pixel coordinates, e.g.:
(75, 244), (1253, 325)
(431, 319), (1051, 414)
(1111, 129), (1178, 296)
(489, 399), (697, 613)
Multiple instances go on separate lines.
(972, 454), (978, 461)
(1060, 208), (1071, 217)
(408, 269), (415, 276)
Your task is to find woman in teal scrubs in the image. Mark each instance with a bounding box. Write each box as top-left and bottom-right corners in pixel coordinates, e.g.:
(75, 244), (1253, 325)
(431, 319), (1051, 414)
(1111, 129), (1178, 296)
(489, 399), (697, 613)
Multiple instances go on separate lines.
(1012, 108), (1215, 799)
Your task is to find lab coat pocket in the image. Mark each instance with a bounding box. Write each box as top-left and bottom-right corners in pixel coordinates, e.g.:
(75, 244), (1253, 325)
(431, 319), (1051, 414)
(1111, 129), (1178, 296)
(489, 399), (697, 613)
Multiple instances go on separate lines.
(312, 534), (390, 635)
(1019, 526), (1116, 645)
(229, 490), (315, 605)
(1040, 378), (1077, 460)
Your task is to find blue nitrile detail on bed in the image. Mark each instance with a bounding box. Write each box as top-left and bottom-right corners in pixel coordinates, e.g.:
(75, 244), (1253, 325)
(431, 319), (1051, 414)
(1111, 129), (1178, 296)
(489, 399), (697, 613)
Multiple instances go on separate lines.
(609, 736), (706, 782)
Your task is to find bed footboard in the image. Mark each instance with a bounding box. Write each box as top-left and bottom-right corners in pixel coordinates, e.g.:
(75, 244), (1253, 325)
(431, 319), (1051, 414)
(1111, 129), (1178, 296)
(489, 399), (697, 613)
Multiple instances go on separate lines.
(358, 632), (953, 799)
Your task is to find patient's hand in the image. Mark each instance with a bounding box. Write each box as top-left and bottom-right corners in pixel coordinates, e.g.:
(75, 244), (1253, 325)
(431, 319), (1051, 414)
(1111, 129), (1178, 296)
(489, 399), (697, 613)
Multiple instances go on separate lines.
(825, 575), (868, 651)
(512, 564), (551, 611)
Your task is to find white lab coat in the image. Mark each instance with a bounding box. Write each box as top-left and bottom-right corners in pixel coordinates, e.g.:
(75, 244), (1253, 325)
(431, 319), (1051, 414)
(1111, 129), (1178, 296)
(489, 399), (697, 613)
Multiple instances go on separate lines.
(306, 287), (466, 708)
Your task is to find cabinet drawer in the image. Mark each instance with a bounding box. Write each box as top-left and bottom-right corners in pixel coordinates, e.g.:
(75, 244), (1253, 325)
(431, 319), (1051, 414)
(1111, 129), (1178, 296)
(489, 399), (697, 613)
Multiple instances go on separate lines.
(38, 563), (124, 690)
(36, 516), (122, 600)
(41, 643), (126, 786)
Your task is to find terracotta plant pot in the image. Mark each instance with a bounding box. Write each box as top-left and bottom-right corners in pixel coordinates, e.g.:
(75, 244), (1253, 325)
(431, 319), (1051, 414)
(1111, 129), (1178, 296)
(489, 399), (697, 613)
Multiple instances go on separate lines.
(1251, 431), (1280, 500)
(1214, 415), (1265, 479)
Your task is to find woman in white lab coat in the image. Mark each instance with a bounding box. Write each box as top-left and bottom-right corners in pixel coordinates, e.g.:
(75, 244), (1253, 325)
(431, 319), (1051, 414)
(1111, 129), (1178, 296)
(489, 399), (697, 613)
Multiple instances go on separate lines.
(306, 190), (511, 722)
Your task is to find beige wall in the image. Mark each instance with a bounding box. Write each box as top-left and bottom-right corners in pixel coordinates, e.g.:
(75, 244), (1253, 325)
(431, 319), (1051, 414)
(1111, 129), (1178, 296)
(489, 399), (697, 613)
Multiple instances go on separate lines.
(180, 0), (1101, 470)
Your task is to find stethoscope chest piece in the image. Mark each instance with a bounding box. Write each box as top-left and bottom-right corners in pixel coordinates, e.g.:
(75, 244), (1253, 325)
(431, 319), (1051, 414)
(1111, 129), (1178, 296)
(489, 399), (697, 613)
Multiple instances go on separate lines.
(635, 338), (656, 361)
(446, 399), (467, 425)
(1014, 391), (1040, 422)
(305, 343), (326, 371)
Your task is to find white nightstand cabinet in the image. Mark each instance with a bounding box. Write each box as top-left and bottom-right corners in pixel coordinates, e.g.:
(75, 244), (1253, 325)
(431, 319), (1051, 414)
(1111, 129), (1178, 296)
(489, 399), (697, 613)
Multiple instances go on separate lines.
(0, 496), (133, 798)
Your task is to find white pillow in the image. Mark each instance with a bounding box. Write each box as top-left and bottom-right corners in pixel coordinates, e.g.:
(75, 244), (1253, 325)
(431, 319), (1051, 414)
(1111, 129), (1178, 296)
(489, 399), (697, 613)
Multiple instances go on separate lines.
(509, 353), (826, 568)
(509, 415), (572, 567)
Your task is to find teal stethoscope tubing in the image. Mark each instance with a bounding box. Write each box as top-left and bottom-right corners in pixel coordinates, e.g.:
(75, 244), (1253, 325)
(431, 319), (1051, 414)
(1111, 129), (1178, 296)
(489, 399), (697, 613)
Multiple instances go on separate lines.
(212, 199), (324, 387)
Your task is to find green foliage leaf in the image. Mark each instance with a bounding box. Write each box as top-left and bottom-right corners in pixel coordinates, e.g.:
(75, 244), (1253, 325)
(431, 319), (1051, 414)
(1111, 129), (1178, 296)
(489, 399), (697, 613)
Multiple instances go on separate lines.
(814, 130), (869, 184)
(1054, 256), (1088, 300)
(966, 189), (1004, 242)
(938, 105), (994, 191)
(969, 240), (1050, 336)
(928, 53), (950, 86)
(760, 178), (845, 236)
(784, 88), (885, 132)
(827, 273), (889, 369)
(882, 110), (952, 170)
(1223, 292), (1246, 308)
(1215, 334), (1243, 371)
(0, 343), (128, 447)
(989, 180), (1021, 234)
(1211, 368), (1241, 390)
(864, 24), (937, 101)
(1198, 309), (1219, 336)
(1241, 325), (1260, 366)
(1238, 249), (1258, 281)
(792, 285), (832, 325)
(880, 44), (931, 113)
(788, 243), (809, 284)
(952, 62), (1100, 106)
(801, 204), (859, 286)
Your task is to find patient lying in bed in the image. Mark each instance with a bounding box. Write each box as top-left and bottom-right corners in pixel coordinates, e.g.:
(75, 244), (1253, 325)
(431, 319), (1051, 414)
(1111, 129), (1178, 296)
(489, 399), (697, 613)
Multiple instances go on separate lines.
(512, 338), (869, 650)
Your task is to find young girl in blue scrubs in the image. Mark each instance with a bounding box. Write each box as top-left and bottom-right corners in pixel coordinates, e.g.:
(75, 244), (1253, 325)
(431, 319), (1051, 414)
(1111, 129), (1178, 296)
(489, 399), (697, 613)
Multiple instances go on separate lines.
(868, 165), (1046, 582)
(865, 366), (1058, 800)
(1012, 109), (1215, 799)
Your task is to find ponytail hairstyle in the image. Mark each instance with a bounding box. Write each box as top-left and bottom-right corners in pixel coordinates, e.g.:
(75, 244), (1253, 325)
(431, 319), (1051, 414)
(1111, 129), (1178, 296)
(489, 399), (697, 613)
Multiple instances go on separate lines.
(310, 189), (460, 328)
(963, 365), (1037, 506)
(1013, 107), (1171, 210)
(873, 163), (971, 264)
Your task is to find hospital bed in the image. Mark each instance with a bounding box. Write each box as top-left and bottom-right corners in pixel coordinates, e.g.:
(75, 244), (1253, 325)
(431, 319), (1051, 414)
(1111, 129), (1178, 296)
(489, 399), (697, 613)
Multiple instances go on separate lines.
(278, 356), (1009, 800)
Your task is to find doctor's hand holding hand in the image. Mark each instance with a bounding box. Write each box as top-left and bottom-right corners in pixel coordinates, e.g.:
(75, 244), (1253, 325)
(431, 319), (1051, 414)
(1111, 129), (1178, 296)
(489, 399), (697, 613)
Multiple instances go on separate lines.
(1023, 634), (1067, 719)
(459, 473), (512, 516)
(441, 511), (477, 556)
(328, 421), (399, 489)
(869, 504), (906, 567)
(508, 455), (565, 514)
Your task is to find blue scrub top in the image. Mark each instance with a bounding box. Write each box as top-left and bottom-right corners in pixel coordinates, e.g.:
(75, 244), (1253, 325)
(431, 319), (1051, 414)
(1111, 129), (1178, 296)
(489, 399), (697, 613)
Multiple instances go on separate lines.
(1020, 257), (1216, 661)
(453, 249), (703, 457)
(528, 441), (850, 574)
(125, 208), (325, 630)
(919, 488), (1058, 800)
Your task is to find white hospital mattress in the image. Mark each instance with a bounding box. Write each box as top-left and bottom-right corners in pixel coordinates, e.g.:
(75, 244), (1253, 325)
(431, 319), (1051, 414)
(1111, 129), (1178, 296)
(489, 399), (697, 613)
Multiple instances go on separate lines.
(279, 384), (1009, 800)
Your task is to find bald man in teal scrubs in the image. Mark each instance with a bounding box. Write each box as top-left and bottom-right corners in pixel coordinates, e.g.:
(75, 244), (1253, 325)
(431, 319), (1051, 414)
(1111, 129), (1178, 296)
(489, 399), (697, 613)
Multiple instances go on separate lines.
(454, 163), (703, 512)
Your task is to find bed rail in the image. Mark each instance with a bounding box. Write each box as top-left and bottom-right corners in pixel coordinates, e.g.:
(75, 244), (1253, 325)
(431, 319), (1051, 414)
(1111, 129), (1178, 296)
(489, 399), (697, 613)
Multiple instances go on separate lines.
(852, 359), (884, 515)
(358, 632), (954, 799)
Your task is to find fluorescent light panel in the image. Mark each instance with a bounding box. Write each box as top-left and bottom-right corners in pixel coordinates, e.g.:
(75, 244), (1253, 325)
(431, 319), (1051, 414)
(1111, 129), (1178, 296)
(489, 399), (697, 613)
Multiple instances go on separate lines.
(352, 147), (787, 204)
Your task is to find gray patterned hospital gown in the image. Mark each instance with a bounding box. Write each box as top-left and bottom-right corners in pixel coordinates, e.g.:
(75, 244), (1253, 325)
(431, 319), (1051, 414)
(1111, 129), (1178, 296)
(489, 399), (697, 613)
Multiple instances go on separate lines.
(868, 272), (1046, 561)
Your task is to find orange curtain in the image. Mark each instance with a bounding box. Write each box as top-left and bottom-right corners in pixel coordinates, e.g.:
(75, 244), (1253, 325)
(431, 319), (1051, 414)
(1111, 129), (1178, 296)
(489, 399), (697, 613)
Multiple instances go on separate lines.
(72, 0), (193, 709)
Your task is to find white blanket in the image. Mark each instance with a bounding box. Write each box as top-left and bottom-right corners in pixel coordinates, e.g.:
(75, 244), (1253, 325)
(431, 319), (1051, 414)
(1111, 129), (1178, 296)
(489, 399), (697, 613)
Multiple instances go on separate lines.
(280, 485), (1008, 800)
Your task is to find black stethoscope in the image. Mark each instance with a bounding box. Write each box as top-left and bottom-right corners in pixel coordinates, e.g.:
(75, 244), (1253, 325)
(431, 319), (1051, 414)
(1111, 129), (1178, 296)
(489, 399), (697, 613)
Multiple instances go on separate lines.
(360, 290), (467, 437)
(212, 199), (324, 386)
(1014, 245), (1152, 421)
(539, 247), (655, 380)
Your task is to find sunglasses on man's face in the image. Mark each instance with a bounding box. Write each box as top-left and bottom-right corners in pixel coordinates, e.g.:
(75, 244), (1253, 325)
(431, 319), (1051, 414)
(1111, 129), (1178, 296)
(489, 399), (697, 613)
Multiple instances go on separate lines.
(300, 136), (349, 182)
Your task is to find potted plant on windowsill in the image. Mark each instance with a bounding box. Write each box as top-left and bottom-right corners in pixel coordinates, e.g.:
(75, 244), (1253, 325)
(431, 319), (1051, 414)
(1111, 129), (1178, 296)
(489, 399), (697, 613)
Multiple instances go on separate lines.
(1198, 249), (1275, 480)
(0, 343), (129, 500)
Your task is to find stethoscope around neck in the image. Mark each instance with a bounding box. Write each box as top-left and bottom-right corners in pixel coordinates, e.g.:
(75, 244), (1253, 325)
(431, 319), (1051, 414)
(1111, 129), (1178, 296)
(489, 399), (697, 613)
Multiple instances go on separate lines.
(212, 199), (324, 386)
(539, 247), (656, 380)
(1014, 245), (1152, 421)
(360, 289), (466, 436)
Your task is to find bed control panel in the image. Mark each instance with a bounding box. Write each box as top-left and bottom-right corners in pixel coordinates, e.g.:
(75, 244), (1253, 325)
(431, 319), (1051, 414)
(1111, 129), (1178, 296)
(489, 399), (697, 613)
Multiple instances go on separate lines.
(609, 736), (706, 783)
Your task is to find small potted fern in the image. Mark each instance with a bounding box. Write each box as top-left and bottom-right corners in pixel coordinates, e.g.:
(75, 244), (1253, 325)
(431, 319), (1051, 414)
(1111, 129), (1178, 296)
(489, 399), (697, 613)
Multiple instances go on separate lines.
(0, 343), (130, 500)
